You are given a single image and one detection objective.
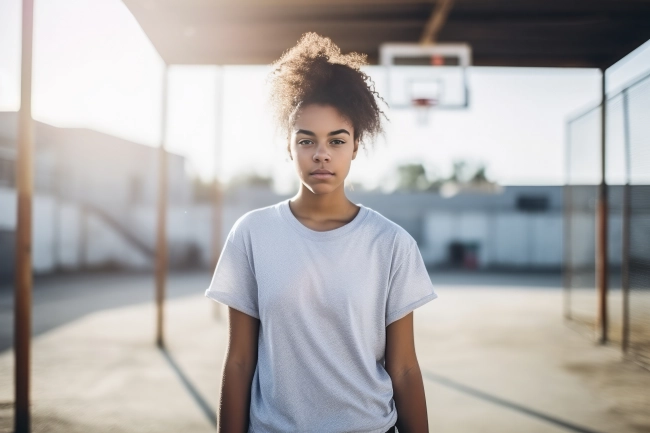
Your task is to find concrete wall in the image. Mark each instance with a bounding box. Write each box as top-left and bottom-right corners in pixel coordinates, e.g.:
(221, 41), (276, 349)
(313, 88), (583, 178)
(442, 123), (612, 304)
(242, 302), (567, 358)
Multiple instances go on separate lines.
(421, 211), (564, 269)
(0, 187), (214, 277)
(1, 185), (624, 277)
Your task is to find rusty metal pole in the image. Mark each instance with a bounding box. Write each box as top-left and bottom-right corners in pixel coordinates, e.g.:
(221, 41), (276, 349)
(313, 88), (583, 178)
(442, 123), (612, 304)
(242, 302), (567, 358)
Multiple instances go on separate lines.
(563, 126), (572, 321)
(14, 0), (34, 431)
(212, 66), (224, 321)
(621, 89), (631, 353)
(155, 66), (169, 348)
(596, 69), (609, 344)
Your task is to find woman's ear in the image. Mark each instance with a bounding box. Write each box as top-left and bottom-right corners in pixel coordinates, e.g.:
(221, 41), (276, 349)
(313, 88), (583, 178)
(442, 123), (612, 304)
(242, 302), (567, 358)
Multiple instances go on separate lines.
(352, 139), (359, 160)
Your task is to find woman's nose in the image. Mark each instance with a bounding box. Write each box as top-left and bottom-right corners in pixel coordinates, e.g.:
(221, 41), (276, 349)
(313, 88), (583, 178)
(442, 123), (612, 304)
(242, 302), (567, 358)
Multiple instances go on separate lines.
(313, 144), (331, 162)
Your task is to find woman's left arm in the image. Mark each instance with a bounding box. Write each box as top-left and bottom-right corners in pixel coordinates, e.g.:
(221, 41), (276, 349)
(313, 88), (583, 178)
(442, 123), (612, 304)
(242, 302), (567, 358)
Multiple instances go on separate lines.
(385, 311), (429, 433)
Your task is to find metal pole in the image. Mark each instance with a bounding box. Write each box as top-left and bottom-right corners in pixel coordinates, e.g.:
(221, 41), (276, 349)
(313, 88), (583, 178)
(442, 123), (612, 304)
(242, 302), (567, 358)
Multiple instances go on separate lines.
(212, 66), (224, 320)
(80, 205), (88, 269)
(155, 66), (169, 348)
(14, 0), (34, 431)
(621, 89), (631, 353)
(596, 69), (609, 344)
(52, 149), (61, 271)
(563, 124), (572, 321)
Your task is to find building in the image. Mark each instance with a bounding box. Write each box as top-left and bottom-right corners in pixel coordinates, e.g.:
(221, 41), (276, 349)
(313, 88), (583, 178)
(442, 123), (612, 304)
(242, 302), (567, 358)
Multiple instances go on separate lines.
(1, 110), (617, 279)
(223, 185), (573, 272)
(0, 112), (196, 281)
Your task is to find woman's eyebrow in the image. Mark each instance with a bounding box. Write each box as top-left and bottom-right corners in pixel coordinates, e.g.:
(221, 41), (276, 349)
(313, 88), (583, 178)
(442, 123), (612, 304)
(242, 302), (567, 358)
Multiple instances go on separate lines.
(295, 129), (315, 136)
(295, 129), (350, 137)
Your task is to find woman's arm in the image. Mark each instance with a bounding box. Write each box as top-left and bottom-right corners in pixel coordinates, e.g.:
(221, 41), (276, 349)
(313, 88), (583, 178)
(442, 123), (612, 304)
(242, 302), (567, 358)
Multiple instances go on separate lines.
(218, 307), (260, 433)
(385, 312), (429, 433)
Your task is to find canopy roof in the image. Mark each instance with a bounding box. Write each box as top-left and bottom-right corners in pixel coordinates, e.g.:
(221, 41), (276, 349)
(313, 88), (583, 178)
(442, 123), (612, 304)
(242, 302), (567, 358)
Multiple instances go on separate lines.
(122, 0), (650, 68)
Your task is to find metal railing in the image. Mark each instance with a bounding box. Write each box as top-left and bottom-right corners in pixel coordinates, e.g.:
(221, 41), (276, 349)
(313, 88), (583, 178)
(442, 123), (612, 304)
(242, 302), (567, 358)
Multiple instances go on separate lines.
(564, 71), (650, 369)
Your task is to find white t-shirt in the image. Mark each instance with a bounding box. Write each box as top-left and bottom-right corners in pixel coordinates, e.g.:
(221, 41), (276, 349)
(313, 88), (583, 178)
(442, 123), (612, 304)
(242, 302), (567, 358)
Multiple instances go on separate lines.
(205, 198), (438, 433)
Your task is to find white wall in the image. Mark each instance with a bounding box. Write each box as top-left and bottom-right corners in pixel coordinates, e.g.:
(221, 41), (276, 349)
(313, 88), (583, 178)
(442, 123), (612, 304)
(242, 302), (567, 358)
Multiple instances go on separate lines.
(0, 186), (215, 273)
(33, 194), (56, 271)
(1, 185), (624, 273)
(0, 187), (16, 228)
(83, 211), (150, 269)
(131, 204), (214, 267)
(1, 187), (58, 272)
(423, 211), (566, 268)
(56, 203), (81, 269)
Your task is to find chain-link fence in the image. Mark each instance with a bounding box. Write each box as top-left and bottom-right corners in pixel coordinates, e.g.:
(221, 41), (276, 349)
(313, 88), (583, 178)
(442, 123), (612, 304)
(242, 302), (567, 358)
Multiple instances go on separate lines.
(565, 72), (650, 369)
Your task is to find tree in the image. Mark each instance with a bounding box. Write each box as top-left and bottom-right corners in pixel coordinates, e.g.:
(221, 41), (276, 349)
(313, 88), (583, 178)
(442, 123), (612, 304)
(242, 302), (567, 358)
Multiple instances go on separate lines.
(389, 160), (494, 193)
(471, 165), (489, 183)
(227, 172), (273, 190)
(396, 163), (430, 191)
(447, 160), (491, 185)
(191, 178), (218, 203)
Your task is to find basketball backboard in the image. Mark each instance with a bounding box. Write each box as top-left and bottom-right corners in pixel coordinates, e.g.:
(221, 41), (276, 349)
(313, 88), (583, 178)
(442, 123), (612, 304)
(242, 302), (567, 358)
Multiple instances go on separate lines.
(379, 43), (472, 111)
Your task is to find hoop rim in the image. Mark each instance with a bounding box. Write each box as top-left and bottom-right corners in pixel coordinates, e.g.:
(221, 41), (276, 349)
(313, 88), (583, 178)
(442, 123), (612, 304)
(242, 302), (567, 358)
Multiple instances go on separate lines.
(411, 97), (438, 107)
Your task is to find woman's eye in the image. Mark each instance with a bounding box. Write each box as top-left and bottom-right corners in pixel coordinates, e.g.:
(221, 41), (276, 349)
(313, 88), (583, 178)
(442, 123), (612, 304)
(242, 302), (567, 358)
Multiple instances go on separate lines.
(331, 139), (344, 145)
(299, 140), (313, 145)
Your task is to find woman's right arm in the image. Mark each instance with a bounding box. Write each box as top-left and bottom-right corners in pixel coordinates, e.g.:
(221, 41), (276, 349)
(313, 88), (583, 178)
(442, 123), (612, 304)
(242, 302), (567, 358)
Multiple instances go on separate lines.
(218, 306), (260, 433)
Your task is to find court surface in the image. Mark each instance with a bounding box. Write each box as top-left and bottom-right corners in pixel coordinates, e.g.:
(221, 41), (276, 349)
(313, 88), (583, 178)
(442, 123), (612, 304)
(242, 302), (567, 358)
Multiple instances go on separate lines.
(0, 271), (648, 432)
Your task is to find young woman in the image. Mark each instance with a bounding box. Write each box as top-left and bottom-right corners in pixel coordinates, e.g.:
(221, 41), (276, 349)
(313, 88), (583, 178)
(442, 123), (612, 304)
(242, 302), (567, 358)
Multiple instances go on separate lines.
(205, 33), (438, 433)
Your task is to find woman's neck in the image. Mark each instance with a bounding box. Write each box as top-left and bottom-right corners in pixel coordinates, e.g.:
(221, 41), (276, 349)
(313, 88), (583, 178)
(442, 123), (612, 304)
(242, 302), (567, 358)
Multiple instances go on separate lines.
(289, 184), (360, 231)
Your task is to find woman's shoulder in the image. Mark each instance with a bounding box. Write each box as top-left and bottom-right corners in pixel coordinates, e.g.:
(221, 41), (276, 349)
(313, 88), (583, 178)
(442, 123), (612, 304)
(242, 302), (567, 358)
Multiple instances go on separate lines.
(226, 201), (283, 243)
(232, 202), (281, 228)
(362, 206), (417, 248)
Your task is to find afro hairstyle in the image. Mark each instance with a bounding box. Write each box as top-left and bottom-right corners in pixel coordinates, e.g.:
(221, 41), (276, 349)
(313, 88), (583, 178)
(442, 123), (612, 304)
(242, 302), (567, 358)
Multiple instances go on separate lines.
(268, 32), (387, 150)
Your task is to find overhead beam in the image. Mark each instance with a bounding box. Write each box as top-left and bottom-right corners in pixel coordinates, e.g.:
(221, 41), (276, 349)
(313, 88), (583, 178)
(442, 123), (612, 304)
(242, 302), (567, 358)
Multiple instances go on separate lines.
(420, 0), (455, 44)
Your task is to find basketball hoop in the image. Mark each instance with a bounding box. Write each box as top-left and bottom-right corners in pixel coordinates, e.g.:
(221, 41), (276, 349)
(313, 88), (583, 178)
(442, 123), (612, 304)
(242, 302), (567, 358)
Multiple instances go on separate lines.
(412, 97), (437, 126)
(379, 43), (472, 121)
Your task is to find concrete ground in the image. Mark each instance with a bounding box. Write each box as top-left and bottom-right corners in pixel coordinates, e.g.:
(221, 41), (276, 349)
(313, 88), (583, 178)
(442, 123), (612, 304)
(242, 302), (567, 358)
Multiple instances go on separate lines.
(0, 271), (648, 432)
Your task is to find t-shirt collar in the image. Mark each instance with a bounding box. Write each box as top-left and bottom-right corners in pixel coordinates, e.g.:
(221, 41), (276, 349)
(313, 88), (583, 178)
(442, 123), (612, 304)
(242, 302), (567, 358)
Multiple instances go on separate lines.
(278, 198), (369, 241)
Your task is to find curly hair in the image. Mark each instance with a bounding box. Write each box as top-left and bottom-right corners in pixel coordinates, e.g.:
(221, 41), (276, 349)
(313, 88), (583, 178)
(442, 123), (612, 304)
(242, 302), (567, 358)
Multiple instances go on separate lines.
(268, 32), (387, 150)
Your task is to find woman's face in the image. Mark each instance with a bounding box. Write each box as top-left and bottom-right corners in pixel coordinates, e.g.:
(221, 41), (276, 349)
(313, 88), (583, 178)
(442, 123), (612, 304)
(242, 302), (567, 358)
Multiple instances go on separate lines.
(288, 104), (358, 196)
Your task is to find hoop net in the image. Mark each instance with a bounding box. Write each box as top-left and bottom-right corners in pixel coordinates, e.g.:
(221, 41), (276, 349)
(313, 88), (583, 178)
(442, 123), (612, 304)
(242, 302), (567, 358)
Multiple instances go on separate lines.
(412, 98), (438, 126)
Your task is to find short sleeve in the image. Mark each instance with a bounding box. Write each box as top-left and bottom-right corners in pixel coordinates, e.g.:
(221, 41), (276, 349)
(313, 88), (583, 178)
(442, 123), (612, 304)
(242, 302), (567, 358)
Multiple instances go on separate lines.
(204, 236), (259, 320)
(385, 236), (438, 326)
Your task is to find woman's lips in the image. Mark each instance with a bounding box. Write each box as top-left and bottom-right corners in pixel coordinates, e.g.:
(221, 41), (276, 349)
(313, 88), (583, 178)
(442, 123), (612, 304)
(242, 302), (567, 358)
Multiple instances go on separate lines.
(311, 173), (334, 179)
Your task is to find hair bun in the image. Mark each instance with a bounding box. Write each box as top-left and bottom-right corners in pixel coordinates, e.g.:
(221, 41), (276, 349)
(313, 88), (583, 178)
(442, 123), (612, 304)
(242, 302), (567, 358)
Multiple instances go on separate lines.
(268, 32), (386, 146)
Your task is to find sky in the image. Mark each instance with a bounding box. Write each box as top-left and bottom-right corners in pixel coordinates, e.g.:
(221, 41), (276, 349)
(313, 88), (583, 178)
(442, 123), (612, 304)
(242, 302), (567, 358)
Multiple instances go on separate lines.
(1, 0), (648, 193)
